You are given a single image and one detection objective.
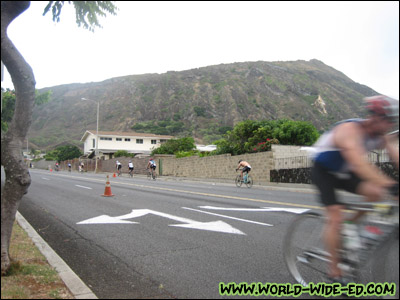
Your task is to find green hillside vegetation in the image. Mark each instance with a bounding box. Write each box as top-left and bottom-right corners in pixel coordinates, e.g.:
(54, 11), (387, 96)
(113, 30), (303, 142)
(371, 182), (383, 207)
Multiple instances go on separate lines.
(26, 59), (376, 150)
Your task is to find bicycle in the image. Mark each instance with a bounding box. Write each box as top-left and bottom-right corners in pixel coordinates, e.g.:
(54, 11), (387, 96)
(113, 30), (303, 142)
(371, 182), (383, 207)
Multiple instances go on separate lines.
(147, 168), (156, 180)
(117, 168), (122, 177)
(128, 168), (134, 178)
(283, 196), (399, 288)
(235, 169), (253, 188)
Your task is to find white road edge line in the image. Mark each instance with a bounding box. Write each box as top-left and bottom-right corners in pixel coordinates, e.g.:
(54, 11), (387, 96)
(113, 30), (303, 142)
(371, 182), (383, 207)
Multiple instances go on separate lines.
(182, 207), (273, 227)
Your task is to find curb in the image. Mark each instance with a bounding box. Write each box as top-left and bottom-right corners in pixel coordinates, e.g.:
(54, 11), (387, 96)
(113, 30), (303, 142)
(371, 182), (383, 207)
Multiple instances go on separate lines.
(16, 211), (97, 299)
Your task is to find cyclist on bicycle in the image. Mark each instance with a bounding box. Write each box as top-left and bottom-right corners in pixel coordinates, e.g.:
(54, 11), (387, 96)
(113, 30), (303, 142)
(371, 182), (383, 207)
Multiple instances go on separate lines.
(147, 158), (157, 172)
(236, 160), (252, 181)
(311, 95), (399, 283)
(116, 160), (122, 175)
(128, 160), (134, 175)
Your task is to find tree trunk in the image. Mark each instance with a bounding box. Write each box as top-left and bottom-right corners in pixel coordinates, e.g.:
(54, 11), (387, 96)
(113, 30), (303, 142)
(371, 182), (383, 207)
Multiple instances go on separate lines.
(1, 1), (36, 275)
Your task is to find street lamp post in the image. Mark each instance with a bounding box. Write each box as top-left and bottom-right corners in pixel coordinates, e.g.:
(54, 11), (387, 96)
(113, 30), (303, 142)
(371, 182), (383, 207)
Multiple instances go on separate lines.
(81, 98), (99, 173)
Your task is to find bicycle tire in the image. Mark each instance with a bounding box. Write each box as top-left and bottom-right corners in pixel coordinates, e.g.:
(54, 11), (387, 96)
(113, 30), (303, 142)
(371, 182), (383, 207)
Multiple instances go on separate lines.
(235, 175), (242, 187)
(245, 175), (253, 188)
(283, 212), (328, 286)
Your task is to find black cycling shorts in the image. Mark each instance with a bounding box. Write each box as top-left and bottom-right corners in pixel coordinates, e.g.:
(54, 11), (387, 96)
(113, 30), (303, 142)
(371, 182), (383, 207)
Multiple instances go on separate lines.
(243, 166), (251, 173)
(311, 161), (362, 206)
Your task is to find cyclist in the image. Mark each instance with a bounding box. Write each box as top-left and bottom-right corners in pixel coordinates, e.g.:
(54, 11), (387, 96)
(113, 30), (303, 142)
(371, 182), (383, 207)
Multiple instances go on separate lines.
(236, 160), (252, 182)
(311, 95), (399, 283)
(128, 160), (134, 176)
(147, 158), (157, 177)
(116, 160), (122, 176)
(55, 162), (59, 172)
(67, 163), (72, 172)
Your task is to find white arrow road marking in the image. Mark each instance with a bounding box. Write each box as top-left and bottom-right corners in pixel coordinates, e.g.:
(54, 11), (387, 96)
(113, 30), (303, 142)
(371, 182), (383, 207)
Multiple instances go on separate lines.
(77, 209), (245, 235)
(75, 185), (93, 190)
(170, 220), (244, 235)
(77, 215), (138, 224)
(198, 206), (310, 214)
(182, 207), (273, 227)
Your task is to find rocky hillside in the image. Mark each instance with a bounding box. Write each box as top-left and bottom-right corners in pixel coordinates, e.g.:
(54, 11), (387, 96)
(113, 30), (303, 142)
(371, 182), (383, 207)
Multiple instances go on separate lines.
(29, 59), (377, 149)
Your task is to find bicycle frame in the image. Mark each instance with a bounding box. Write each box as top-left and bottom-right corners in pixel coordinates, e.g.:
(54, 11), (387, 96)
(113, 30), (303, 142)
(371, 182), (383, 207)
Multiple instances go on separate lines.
(147, 168), (156, 180)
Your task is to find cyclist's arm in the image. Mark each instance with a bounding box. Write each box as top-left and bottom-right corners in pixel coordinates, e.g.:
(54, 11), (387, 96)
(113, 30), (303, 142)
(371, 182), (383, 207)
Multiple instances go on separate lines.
(333, 122), (395, 187)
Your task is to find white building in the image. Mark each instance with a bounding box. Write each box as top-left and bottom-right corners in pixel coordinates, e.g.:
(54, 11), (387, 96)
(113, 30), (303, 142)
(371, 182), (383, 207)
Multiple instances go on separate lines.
(80, 130), (174, 159)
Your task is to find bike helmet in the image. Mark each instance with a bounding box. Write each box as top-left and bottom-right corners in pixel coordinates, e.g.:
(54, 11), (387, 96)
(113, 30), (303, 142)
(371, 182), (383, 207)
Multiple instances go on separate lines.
(364, 95), (398, 120)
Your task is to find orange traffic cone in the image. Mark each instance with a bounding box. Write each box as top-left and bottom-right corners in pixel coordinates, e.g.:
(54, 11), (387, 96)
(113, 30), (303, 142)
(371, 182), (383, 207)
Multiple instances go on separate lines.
(113, 173), (116, 178)
(102, 175), (114, 197)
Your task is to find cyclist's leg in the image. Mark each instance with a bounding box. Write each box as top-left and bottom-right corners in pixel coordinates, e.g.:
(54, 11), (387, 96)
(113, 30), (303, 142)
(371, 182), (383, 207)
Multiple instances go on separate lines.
(312, 162), (346, 279)
(324, 205), (345, 278)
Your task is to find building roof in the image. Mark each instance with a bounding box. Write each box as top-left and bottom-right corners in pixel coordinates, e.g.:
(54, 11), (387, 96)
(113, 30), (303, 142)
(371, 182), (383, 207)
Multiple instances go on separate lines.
(80, 130), (174, 142)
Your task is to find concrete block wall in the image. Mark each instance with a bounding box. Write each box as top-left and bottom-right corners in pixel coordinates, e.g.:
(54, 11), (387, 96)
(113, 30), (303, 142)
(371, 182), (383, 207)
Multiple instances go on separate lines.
(157, 152), (274, 185)
(99, 157), (151, 175)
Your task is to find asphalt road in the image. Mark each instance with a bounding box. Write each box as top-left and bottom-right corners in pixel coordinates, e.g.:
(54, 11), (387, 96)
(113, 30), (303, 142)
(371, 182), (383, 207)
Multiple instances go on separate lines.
(9, 169), (398, 299)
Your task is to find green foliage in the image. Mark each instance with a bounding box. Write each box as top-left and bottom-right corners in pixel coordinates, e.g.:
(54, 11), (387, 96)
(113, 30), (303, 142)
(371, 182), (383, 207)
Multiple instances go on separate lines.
(43, 1), (118, 32)
(175, 150), (198, 158)
(215, 119), (320, 155)
(193, 106), (206, 117)
(273, 119), (320, 146)
(151, 137), (195, 155)
(44, 145), (82, 162)
(1, 88), (52, 132)
(1, 89), (15, 131)
(114, 150), (134, 158)
(44, 150), (58, 161)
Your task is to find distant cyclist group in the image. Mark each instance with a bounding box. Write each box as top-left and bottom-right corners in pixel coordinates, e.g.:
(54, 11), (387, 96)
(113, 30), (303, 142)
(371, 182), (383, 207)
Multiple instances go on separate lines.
(113, 158), (157, 178)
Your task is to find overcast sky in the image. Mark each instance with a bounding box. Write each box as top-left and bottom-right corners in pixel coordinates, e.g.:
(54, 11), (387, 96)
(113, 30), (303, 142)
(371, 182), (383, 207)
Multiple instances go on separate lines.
(2, 1), (399, 99)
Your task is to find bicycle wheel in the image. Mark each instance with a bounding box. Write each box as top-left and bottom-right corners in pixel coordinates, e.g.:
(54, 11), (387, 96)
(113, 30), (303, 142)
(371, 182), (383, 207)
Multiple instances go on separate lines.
(235, 175), (242, 187)
(245, 175), (253, 188)
(147, 171), (151, 180)
(152, 171), (156, 180)
(372, 229), (399, 290)
(283, 212), (328, 286)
